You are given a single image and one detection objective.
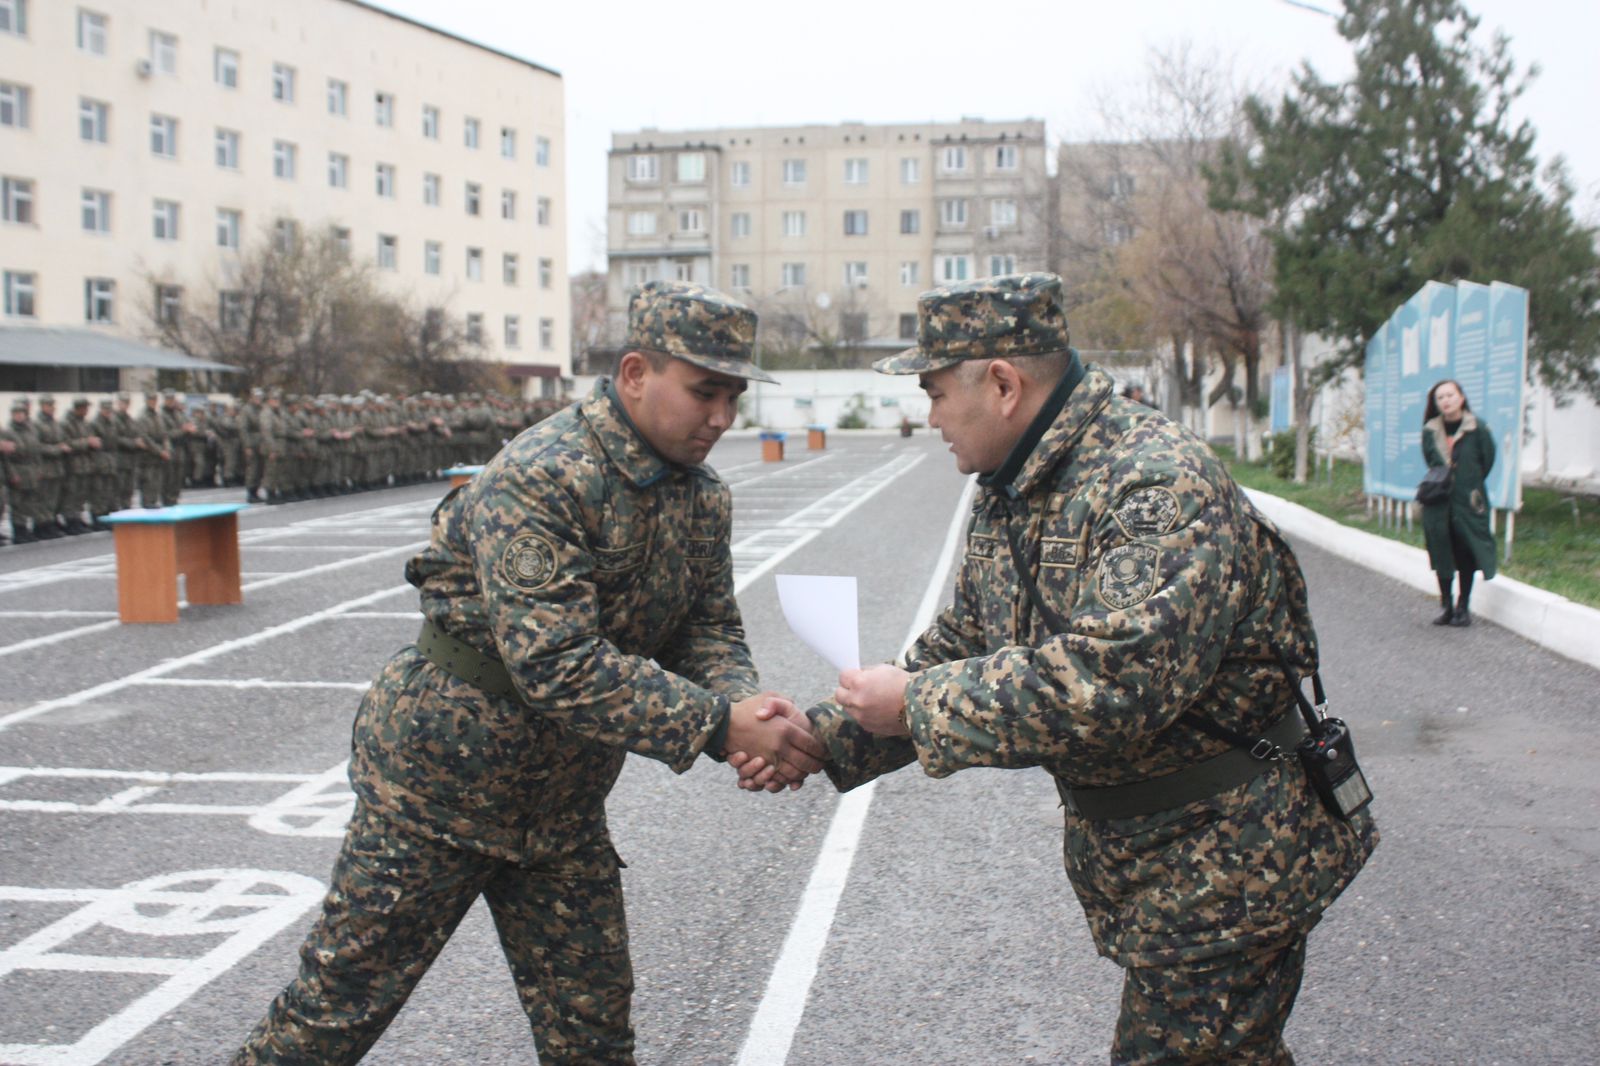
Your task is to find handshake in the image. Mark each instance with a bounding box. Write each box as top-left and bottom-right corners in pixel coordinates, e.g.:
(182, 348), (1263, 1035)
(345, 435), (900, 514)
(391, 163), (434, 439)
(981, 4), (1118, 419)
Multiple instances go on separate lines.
(722, 664), (914, 793)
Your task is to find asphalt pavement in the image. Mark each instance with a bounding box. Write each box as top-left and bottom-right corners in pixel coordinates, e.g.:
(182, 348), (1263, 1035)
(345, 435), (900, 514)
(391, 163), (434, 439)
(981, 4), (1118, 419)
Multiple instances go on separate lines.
(0, 431), (1595, 1065)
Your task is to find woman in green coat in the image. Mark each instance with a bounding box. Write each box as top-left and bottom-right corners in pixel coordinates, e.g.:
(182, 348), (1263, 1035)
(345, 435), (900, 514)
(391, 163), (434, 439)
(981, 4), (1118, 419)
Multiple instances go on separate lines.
(1421, 379), (1497, 626)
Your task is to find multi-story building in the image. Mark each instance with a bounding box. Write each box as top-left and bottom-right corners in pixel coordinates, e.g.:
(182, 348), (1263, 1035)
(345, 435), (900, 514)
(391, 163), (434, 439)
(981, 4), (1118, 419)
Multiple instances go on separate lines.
(603, 118), (1049, 365)
(0, 0), (569, 394)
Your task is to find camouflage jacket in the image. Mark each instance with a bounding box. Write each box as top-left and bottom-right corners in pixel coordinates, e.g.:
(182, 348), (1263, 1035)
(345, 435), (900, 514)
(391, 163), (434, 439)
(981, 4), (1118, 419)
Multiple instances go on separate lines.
(33, 412), (67, 475)
(349, 380), (759, 859)
(2, 420), (40, 490)
(809, 363), (1375, 966)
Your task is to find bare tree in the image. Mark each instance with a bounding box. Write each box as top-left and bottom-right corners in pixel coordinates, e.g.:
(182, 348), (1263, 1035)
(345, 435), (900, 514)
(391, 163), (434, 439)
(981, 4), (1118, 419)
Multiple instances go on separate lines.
(569, 270), (609, 375)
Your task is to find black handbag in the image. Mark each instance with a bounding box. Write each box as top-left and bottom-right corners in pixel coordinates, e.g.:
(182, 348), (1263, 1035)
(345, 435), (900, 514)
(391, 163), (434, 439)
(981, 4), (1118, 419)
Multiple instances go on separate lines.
(1416, 465), (1453, 505)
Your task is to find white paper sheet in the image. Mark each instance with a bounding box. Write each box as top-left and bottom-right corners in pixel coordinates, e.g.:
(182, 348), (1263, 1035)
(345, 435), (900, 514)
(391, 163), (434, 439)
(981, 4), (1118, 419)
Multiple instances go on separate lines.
(775, 574), (860, 672)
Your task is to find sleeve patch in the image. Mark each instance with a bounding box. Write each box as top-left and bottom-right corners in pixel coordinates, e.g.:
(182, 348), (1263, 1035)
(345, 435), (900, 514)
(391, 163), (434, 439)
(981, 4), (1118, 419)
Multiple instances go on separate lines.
(1039, 537), (1077, 567)
(1113, 486), (1181, 538)
(967, 532), (999, 560)
(1097, 543), (1160, 609)
(501, 532), (557, 591)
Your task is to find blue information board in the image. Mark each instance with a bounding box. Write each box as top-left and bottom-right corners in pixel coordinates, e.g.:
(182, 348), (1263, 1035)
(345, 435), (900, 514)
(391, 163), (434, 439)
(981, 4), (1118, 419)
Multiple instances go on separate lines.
(1363, 325), (1386, 495)
(1269, 366), (1292, 433)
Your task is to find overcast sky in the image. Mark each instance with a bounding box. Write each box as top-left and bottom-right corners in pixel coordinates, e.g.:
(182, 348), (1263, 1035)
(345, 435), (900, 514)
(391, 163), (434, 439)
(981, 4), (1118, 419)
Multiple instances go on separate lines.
(369, 0), (1600, 273)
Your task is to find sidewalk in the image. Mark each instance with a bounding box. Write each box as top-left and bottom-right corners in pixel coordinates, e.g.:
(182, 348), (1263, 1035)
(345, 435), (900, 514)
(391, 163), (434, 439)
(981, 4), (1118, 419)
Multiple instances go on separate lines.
(1246, 488), (1600, 672)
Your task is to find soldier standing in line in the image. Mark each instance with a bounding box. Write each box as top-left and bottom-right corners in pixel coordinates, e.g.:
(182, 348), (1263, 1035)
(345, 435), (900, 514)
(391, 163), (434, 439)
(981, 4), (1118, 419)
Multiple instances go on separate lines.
(261, 391), (292, 504)
(241, 388), (265, 502)
(135, 392), (172, 509)
(59, 397), (99, 533)
(0, 400), (28, 545)
(113, 393), (141, 511)
(33, 396), (70, 537)
(214, 398), (242, 487)
(739, 274), (1378, 1065)
(87, 398), (121, 528)
(159, 390), (188, 505)
(232, 282), (826, 1065)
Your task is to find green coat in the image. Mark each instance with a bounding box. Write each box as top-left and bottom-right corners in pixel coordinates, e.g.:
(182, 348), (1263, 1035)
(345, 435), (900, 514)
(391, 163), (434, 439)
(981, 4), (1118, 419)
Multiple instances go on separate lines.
(1421, 412), (1497, 579)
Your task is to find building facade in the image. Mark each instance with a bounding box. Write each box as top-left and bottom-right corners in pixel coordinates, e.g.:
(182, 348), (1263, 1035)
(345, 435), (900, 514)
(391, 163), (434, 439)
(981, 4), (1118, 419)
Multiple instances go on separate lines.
(0, 0), (569, 393)
(603, 118), (1049, 363)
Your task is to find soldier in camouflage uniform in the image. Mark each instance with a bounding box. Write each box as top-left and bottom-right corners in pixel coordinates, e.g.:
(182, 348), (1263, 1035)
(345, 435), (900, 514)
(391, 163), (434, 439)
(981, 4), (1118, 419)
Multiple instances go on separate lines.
(112, 393), (141, 511)
(737, 274), (1377, 1065)
(159, 390), (188, 505)
(134, 392), (171, 508)
(88, 398), (121, 527)
(233, 281), (825, 1065)
(59, 397), (99, 533)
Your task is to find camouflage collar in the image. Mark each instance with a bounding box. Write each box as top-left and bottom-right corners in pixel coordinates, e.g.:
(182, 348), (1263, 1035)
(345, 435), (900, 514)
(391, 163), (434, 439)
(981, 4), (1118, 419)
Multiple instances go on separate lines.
(582, 379), (703, 488)
(984, 361), (1114, 500)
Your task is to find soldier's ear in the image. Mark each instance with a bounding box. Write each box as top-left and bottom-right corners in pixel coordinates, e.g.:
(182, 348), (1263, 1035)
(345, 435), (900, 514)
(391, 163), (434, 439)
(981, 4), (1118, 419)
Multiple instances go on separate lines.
(616, 351), (651, 396)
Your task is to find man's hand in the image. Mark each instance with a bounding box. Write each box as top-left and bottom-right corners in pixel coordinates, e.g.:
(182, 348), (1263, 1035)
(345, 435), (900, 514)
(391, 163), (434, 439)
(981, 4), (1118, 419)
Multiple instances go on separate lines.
(725, 692), (825, 791)
(835, 664), (912, 737)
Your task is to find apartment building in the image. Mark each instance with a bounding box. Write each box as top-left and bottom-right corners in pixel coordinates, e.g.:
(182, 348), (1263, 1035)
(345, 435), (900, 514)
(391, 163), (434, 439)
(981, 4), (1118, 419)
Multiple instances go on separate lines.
(0, 0), (569, 393)
(604, 118), (1049, 362)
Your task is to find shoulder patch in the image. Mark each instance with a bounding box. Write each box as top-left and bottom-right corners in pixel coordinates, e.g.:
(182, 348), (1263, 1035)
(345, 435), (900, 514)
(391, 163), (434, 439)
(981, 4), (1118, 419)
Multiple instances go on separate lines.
(1113, 486), (1181, 538)
(501, 532), (557, 591)
(968, 532), (999, 560)
(1097, 543), (1161, 610)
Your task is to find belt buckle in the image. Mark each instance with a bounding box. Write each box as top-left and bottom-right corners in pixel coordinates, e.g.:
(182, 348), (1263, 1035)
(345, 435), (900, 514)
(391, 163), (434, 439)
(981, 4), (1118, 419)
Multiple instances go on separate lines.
(1249, 738), (1278, 760)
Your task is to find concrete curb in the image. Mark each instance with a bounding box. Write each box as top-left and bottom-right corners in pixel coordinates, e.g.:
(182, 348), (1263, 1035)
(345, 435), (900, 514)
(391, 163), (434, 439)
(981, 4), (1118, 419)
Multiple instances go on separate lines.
(1245, 488), (1600, 672)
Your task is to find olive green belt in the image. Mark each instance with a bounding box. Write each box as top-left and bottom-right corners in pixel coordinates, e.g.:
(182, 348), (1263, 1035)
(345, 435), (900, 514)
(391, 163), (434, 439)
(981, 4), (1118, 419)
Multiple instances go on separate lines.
(415, 619), (518, 700)
(1056, 713), (1307, 821)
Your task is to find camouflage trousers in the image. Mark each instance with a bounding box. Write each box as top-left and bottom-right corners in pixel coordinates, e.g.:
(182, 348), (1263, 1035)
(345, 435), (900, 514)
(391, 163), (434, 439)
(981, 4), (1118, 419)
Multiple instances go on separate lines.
(1111, 934), (1307, 1065)
(234, 801), (635, 1065)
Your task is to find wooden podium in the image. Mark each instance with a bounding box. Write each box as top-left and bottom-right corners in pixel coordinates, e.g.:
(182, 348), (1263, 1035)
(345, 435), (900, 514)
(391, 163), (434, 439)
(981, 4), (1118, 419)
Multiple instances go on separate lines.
(444, 465), (485, 489)
(102, 503), (248, 623)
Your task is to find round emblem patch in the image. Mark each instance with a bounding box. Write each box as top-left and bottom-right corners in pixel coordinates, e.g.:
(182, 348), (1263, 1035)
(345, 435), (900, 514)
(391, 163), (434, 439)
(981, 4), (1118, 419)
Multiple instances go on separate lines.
(501, 532), (556, 591)
(1097, 543), (1161, 610)
(1113, 486), (1181, 538)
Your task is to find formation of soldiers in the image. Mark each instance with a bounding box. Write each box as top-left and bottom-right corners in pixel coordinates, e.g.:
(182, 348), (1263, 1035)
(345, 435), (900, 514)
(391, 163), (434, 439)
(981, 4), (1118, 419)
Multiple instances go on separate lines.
(0, 389), (564, 545)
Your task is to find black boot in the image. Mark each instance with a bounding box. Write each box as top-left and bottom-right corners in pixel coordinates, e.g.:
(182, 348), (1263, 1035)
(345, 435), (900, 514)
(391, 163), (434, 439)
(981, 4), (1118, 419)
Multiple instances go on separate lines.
(1432, 606), (1455, 625)
(246, 487), (261, 503)
(1450, 605), (1472, 627)
(13, 525), (36, 544)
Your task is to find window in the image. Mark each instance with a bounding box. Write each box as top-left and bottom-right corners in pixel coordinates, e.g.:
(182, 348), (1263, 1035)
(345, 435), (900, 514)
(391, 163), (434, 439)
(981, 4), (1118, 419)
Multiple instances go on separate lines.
(1106, 221), (1134, 245)
(215, 128), (239, 169)
(994, 144), (1018, 170)
(84, 277), (114, 322)
(941, 145), (967, 172)
(843, 210), (868, 236)
(536, 136), (551, 166)
(900, 261), (920, 286)
(504, 253), (520, 286)
(937, 254), (971, 282)
(464, 182), (480, 215)
(377, 234), (397, 270)
(273, 217), (297, 251)
(537, 258), (552, 289)
(504, 315), (520, 349)
(627, 154), (658, 182)
(465, 247), (482, 281)
(678, 208), (703, 233)
(900, 157), (920, 184)
(422, 105), (439, 140)
(673, 259), (694, 282)
(376, 163), (395, 198)
(500, 126), (515, 158)
(730, 212), (751, 238)
(844, 158), (868, 184)
(625, 263), (656, 287)
(152, 198), (178, 240)
(782, 159), (806, 185)
(729, 263), (750, 289)
(424, 241), (441, 275)
(841, 312), (867, 341)
(216, 208), (240, 249)
(215, 48), (238, 88)
(939, 198), (968, 228)
(3, 271), (35, 317)
(331, 226), (350, 254)
(1109, 173), (1136, 199)
(156, 284), (181, 325)
(988, 254), (1017, 276)
(374, 92), (394, 127)
(781, 262), (806, 288)
(899, 313), (917, 340)
(990, 199), (1017, 228)
(899, 209), (920, 235)
(78, 9), (107, 55)
(328, 152), (348, 188)
(327, 78), (347, 116)
(81, 188), (110, 233)
(422, 172), (440, 205)
(80, 99), (109, 144)
(501, 189), (516, 220)
(150, 114), (178, 158)
(539, 318), (554, 351)
(219, 290), (244, 332)
(465, 313), (483, 344)
(730, 161), (750, 187)
(149, 31), (177, 75)
(782, 211), (806, 237)
(676, 152), (705, 183)
(273, 140), (297, 180)
(2, 176), (33, 224)
(627, 211), (656, 236)
(271, 63), (295, 103)
(1, 0), (27, 37)
(536, 197), (551, 225)
(463, 117), (479, 149)
(0, 82), (29, 128)
(843, 261), (868, 287)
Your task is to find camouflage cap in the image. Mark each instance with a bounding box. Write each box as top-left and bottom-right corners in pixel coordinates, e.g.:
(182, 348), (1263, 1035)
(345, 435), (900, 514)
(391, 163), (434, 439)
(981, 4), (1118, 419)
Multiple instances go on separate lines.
(37, 394), (56, 405)
(874, 272), (1072, 375)
(10, 398), (29, 412)
(72, 396), (90, 406)
(625, 280), (777, 384)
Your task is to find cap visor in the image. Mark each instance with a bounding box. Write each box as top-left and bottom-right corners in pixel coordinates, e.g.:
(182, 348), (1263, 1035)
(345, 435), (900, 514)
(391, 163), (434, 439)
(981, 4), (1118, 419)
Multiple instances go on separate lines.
(669, 351), (779, 385)
(872, 346), (966, 376)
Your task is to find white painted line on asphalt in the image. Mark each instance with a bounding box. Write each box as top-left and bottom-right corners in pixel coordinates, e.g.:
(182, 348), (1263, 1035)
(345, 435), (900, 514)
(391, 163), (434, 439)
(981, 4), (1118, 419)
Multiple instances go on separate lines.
(139, 678), (372, 690)
(0, 610), (118, 618)
(240, 541), (426, 592)
(0, 868), (326, 1066)
(0, 619), (120, 659)
(736, 474), (975, 1066)
(332, 610), (420, 619)
(726, 453), (836, 489)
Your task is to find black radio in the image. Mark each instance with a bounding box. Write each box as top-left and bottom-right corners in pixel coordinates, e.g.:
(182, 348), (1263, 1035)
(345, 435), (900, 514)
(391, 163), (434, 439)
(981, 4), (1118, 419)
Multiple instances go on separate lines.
(1297, 717), (1372, 820)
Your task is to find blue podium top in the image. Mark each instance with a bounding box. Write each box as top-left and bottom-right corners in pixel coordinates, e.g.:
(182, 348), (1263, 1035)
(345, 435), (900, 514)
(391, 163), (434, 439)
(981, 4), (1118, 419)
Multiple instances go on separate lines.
(444, 465), (486, 476)
(103, 503), (250, 524)
(805, 424), (828, 431)
(758, 431), (787, 442)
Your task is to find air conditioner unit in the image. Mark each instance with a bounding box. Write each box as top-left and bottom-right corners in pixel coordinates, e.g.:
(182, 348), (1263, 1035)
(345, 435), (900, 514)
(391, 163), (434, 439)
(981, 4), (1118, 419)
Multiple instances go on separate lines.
(135, 59), (153, 78)
(853, 278), (868, 289)
(983, 226), (999, 239)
